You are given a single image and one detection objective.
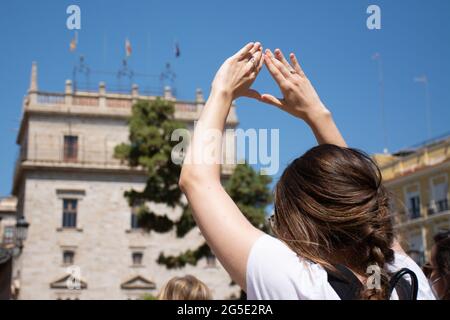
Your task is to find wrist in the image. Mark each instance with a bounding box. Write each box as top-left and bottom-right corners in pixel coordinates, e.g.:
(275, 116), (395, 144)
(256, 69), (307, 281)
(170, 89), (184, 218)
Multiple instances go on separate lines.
(304, 103), (332, 125)
(210, 86), (234, 103)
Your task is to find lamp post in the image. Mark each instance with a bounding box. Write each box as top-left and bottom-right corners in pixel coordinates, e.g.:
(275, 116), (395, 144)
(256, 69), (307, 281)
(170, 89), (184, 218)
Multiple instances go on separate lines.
(15, 217), (29, 251)
(0, 216), (29, 299)
(0, 215), (29, 260)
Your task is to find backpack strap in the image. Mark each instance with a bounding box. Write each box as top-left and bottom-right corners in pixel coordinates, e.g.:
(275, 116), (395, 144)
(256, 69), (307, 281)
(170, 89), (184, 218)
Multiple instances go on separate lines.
(326, 264), (363, 300)
(327, 265), (418, 300)
(388, 268), (418, 300)
(394, 278), (413, 300)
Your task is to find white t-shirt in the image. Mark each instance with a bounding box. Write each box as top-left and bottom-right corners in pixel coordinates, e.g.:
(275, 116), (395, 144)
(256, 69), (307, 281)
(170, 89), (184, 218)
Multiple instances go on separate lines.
(246, 234), (436, 300)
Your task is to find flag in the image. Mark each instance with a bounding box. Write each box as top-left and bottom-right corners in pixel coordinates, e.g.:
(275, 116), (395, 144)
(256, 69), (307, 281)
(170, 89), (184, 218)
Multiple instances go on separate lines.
(125, 38), (132, 57)
(174, 41), (180, 58)
(69, 31), (78, 52)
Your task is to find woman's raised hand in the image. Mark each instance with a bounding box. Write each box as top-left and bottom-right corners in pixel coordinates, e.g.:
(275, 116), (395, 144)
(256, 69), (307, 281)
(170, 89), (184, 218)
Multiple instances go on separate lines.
(251, 48), (330, 123)
(211, 42), (264, 100)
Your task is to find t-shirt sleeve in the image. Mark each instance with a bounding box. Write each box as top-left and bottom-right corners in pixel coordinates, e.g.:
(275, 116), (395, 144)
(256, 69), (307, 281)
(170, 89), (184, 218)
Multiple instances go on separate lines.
(245, 234), (337, 300)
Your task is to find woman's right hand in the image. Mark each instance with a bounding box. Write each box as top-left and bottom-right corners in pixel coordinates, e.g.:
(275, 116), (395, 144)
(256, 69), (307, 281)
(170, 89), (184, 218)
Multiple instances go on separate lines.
(247, 48), (347, 147)
(247, 48), (330, 124)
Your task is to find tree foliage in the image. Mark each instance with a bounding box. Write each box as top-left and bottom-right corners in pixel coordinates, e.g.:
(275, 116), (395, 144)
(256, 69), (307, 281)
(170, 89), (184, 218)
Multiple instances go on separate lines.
(116, 99), (272, 269)
(157, 163), (272, 269)
(115, 98), (185, 208)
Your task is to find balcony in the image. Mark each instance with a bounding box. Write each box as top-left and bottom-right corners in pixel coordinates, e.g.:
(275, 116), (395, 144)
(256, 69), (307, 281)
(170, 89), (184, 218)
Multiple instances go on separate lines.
(428, 198), (449, 216)
(30, 92), (200, 118)
(23, 84), (239, 128)
(393, 202), (450, 230)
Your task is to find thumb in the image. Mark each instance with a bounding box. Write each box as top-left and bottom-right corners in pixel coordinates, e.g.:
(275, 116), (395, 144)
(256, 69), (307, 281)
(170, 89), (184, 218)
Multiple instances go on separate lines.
(260, 94), (285, 108)
(242, 89), (262, 100)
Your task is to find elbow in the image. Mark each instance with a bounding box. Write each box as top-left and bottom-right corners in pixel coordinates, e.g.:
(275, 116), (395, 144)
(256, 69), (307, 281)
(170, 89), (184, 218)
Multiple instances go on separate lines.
(178, 166), (219, 193)
(178, 169), (190, 193)
(178, 167), (202, 193)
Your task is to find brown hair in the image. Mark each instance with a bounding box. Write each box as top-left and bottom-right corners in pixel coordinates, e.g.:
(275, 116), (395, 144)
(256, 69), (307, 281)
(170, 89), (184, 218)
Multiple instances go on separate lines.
(433, 231), (450, 299)
(272, 144), (395, 299)
(157, 275), (212, 300)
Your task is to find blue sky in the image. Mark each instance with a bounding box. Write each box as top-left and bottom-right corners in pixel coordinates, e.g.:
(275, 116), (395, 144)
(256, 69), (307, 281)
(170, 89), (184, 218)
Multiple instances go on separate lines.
(1, 0), (449, 197)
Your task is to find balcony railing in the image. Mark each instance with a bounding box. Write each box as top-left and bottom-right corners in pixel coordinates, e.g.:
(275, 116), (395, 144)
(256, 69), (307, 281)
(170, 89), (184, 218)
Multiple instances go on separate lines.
(72, 96), (99, 107)
(409, 208), (421, 219)
(32, 92), (200, 115)
(428, 199), (449, 216)
(37, 93), (65, 105)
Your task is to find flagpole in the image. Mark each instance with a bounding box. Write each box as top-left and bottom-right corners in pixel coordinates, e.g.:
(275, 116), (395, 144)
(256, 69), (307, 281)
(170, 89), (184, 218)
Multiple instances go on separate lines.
(372, 53), (388, 154)
(414, 76), (432, 141)
(146, 32), (151, 74)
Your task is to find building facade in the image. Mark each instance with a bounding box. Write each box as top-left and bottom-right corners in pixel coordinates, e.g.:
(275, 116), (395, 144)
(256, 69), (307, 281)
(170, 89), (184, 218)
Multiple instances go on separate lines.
(375, 135), (450, 265)
(11, 62), (240, 299)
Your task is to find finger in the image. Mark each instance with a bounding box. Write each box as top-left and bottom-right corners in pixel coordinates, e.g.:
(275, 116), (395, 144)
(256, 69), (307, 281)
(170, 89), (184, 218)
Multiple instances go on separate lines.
(289, 53), (305, 76)
(244, 49), (263, 75)
(264, 50), (287, 85)
(258, 51), (264, 72)
(274, 49), (293, 72)
(247, 42), (261, 58)
(267, 49), (293, 79)
(242, 89), (262, 100)
(260, 93), (285, 108)
(233, 42), (255, 60)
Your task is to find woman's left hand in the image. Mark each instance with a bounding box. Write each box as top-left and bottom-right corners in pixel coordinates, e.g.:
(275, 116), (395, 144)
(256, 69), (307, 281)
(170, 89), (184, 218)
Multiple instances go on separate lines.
(211, 42), (264, 100)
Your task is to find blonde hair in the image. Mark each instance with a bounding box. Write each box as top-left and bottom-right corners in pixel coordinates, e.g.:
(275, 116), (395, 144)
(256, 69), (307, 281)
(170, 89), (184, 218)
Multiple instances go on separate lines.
(157, 275), (212, 300)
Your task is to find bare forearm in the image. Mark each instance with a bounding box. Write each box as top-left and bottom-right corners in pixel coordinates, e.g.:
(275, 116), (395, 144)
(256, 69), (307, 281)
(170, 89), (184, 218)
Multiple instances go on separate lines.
(305, 107), (347, 148)
(181, 89), (233, 184)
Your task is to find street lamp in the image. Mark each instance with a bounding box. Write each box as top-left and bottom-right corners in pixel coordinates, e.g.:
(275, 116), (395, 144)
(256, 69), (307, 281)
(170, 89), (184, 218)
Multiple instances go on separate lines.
(15, 217), (29, 250)
(0, 216), (29, 300)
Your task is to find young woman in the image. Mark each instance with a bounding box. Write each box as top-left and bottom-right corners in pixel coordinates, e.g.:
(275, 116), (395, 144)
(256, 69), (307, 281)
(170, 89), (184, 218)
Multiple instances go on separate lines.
(179, 42), (435, 299)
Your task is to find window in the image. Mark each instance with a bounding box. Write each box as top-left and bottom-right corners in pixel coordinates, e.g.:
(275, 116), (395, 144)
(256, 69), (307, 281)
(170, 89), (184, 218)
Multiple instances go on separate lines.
(63, 135), (78, 162)
(62, 199), (77, 228)
(2, 226), (15, 244)
(132, 252), (143, 266)
(431, 178), (449, 214)
(63, 251), (75, 265)
(131, 211), (139, 229)
(406, 193), (421, 219)
(130, 200), (143, 229)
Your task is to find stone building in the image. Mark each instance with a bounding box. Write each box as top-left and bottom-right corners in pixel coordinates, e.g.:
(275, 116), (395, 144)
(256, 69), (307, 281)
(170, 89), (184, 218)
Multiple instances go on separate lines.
(374, 134), (450, 265)
(11, 62), (240, 299)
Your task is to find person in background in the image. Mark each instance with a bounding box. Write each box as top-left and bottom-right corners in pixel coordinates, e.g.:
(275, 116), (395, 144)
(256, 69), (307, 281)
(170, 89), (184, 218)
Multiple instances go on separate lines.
(428, 231), (450, 299)
(157, 275), (212, 300)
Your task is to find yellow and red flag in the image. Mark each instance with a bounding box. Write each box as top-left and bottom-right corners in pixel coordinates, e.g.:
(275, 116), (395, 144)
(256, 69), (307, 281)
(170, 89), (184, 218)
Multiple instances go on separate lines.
(125, 38), (132, 57)
(69, 32), (78, 52)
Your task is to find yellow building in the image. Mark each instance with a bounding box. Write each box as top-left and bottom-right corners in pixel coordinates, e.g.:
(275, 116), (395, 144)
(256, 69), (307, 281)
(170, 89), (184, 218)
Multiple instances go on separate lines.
(374, 134), (450, 266)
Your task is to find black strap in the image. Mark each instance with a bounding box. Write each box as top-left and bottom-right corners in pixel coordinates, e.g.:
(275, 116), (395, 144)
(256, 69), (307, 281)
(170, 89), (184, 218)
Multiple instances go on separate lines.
(326, 264), (363, 300)
(389, 268), (418, 300)
(326, 265), (418, 300)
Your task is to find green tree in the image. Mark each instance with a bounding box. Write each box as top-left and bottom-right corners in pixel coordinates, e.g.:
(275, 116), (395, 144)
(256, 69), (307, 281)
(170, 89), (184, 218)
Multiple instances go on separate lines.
(115, 98), (184, 232)
(157, 163), (272, 268)
(116, 99), (272, 269)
